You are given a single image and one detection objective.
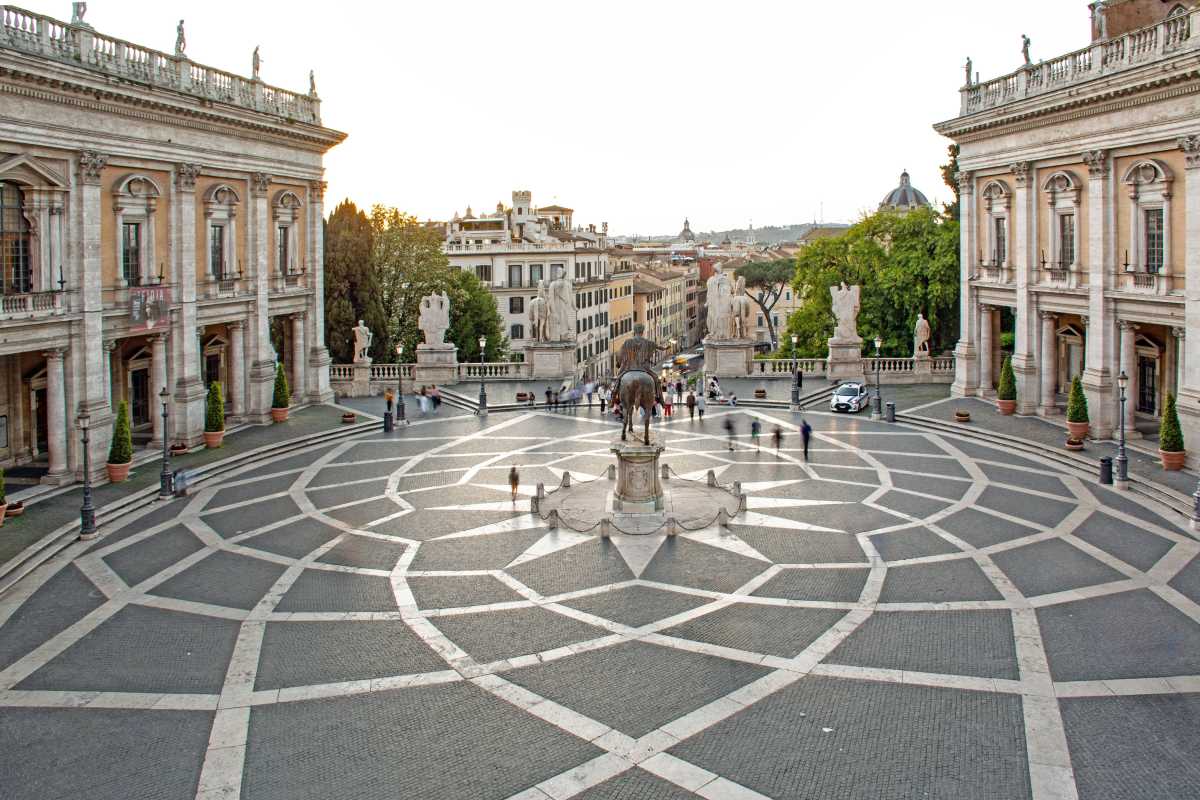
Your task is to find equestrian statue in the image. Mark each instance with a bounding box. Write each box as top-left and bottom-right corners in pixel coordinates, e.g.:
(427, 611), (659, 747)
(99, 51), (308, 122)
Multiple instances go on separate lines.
(615, 323), (668, 445)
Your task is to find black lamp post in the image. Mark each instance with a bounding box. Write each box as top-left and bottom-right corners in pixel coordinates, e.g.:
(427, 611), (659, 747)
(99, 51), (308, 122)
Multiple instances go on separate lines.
(871, 335), (883, 419)
(790, 334), (800, 411)
(158, 387), (172, 498)
(78, 413), (96, 540)
(477, 336), (488, 417)
(395, 343), (406, 424)
(1116, 370), (1129, 488)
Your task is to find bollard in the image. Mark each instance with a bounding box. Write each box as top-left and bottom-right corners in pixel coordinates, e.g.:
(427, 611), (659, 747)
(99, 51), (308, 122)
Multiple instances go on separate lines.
(600, 518), (612, 538)
(1099, 456), (1113, 485)
(383, 411), (394, 433)
(546, 510), (559, 530)
(661, 463), (669, 480)
(732, 481), (742, 498)
(738, 493), (748, 512)
(536, 482), (546, 499)
(606, 464), (615, 480)
(561, 472), (571, 488)
(665, 517), (679, 537)
(885, 402), (895, 423)
(706, 470), (717, 487)
(530, 495), (539, 514)
(172, 468), (190, 497)
(716, 507), (730, 528)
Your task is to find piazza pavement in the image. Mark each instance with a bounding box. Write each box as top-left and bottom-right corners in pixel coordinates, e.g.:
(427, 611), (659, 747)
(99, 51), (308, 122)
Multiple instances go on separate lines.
(0, 403), (1198, 799)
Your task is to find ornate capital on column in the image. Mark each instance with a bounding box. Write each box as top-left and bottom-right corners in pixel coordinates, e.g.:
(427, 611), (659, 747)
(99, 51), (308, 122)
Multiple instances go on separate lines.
(956, 170), (975, 194)
(1039, 310), (1057, 321)
(150, 332), (169, 344)
(251, 173), (272, 194)
(227, 319), (245, 331)
(979, 304), (993, 317)
(1082, 150), (1109, 178)
(292, 310), (307, 322)
(43, 347), (67, 361)
(309, 180), (327, 200)
(78, 150), (108, 185)
(1079, 314), (1089, 328)
(1118, 319), (1138, 332)
(1010, 161), (1030, 186)
(1172, 326), (1186, 340)
(175, 163), (202, 192)
(102, 340), (116, 353)
(1179, 135), (1200, 170)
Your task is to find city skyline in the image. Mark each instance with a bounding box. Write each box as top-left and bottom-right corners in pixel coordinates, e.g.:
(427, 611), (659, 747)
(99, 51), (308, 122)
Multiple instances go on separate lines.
(17, 0), (1086, 233)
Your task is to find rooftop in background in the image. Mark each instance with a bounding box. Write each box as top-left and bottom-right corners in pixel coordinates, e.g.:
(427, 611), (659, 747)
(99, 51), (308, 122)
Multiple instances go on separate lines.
(879, 170), (931, 212)
(0, 4), (324, 126)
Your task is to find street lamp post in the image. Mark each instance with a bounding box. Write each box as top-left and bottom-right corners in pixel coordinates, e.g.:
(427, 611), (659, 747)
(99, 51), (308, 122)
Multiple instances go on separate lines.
(477, 336), (488, 417)
(78, 413), (97, 540)
(790, 334), (800, 411)
(158, 387), (172, 498)
(395, 343), (406, 425)
(871, 335), (883, 419)
(1116, 370), (1129, 489)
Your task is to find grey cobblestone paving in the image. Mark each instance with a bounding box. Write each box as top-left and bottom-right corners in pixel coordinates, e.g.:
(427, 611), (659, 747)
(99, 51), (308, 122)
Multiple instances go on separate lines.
(937, 507), (1040, 548)
(151, 550), (288, 611)
(869, 524), (963, 562)
(203, 496), (304, 538)
(508, 538), (635, 596)
(0, 707), (212, 800)
(374, 509), (524, 541)
(506, 640), (771, 738)
(1037, 590), (1200, 681)
(429, 605), (606, 663)
(275, 570), (397, 613)
(1082, 483), (1181, 531)
(641, 538), (770, 593)
(976, 485), (1075, 528)
(934, 436), (1049, 470)
(670, 675), (1032, 800)
(307, 458), (404, 486)
(407, 574), (525, 609)
(757, 478), (874, 502)
(662, 603), (849, 658)
(992, 539), (1126, 598)
(873, 489), (952, 519)
(730, 526), (868, 564)
(407, 528), (548, 571)
(888, 471), (971, 500)
(766, 503), (908, 535)
(872, 451), (971, 479)
(827, 609), (1019, 679)
(809, 464), (882, 484)
(0, 564), (103, 671)
(102, 524), (205, 587)
(239, 444), (339, 476)
(577, 768), (700, 799)
(242, 683), (603, 800)
(751, 567), (870, 602)
(1167, 554), (1200, 605)
(243, 516), (341, 560)
(81, 497), (188, 554)
(316, 534), (407, 571)
(17, 604), (239, 693)
(877, 558), (1004, 603)
(304, 479), (389, 509)
(1060, 694), (1200, 800)
(976, 462), (1071, 497)
(254, 620), (446, 689)
(208, 473), (299, 510)
(1072, 511), (1174, 572)
(559, 585), (712, 628)
(322, 497), (404, 528)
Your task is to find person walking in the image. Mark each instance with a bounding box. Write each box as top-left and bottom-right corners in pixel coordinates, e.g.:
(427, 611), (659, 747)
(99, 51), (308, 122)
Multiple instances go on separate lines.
(697, 393), (706, 421)
(508, 464), (520, 502)
(552, 389), (560, 412)
(728, 393), (738, 407)
(801, 417), (812, 461)
(724, 417), (736, 451)
(599, 384), (607, 415)
(773, 425), (783, 455)
(545, 386), (553, 408)
(664, 392), (673, 417)
(586, 383), (594, 407)
(417, 386), (429, 416)
(686, 391), (696, 420)
(751, 419), (761, 451)
(430, 384), (442, 415)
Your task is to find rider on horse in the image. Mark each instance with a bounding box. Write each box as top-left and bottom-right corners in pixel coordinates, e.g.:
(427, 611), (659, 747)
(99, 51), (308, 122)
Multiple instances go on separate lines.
(615, 323), (667, 407)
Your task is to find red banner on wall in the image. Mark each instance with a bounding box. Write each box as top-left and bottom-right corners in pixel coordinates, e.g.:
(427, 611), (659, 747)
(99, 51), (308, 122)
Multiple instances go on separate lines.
(130, 286), (170, 332)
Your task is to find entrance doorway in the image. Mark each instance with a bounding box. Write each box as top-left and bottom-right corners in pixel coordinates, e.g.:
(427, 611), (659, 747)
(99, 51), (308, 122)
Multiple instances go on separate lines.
(33, 387), (46, 455)
(130, 368), (150, 425)
(1138, 356), (1157, 415)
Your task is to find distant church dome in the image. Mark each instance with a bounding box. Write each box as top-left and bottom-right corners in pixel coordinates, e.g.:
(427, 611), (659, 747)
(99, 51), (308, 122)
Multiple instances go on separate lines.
(677, 218), (696, 242)
(880, 170), (930, 212)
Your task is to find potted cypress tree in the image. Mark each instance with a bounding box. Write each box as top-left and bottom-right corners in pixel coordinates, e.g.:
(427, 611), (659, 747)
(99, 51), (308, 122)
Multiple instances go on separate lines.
(271, 363), (290, 423)
(1159, 392), (1186, 470)
(1066, 375), (1089, 440)
(996, 356), (1017, 415)
(204, 381), (225, 448)
(106, 401), (133, 482)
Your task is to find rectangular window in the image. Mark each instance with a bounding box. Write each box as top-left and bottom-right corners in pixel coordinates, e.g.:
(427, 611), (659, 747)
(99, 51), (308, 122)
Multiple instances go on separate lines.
(530, 264), (543, 285)
(210, 224), (225, 278)
(277, 225), (289, 273)
(1058, 214), (1074, 267)
(475, 264), (492, 283)
(508, 264), (522, 288)
(994, 217), (1007, 265)
(509, 296), (524, 314)
(1145, 208), (1164, 273)
(122, 222), (141, 285)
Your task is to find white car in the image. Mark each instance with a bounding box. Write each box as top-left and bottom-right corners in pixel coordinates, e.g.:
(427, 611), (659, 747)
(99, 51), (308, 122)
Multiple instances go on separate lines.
(830, 382), (868, 413)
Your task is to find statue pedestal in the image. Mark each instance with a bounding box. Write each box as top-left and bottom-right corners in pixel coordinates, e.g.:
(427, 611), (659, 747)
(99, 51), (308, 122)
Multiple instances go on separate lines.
(826, 338), (865, 382)
(610, 440), (665, 512)
(526, 341), (575, 379)
(913, 352), (933, 379)
(703, 338), (755, 377)
(350, 361), (372, 397)
(414, 343), (458, 385)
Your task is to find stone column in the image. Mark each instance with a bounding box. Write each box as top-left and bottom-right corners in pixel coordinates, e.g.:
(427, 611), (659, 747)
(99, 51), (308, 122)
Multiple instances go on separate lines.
(291, 311), (306, 402)
(1120, 320), (1138, 434)
(1177, 135), (1200, 452)
(1039, 311), (1058, 414)
(227, 320), (245, 421)
(1173, 327), (1186, 398)
(173, 163), (206, 446)
(952, 171), (980, 396)
(1010, 162), (1039, 414)
(44, 348), (67, 482)
(246, 173), (276, 422)
(978, 305), (994, 394)
(306, 180), (333, 403)
(150, 333), (168, 447)
(1081, 150), (1117, 438)
(102, 340), (115, 407)
(75, 151), (113, 476)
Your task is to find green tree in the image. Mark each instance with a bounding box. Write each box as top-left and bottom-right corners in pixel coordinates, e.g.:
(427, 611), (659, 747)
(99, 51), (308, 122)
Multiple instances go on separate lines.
(205, 382), (225, 432)
(1160, 393), (1184, 452)
(370, 206), (453, 359)
(108, 401), (133, 464)
(323, 200), (385, 363)
(997, 356), (1016, 401)
(445, 269), (508, 362)
(782, 206), (960, 358)
(273, 363), (291, 409)
(733, 259), (794, 349)
(940, 144), (961, 219)
(1066, 376), (1089, 423)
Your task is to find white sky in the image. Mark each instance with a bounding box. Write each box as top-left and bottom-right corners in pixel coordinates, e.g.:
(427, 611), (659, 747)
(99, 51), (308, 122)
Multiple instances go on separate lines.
(25, 1), (1088, 234)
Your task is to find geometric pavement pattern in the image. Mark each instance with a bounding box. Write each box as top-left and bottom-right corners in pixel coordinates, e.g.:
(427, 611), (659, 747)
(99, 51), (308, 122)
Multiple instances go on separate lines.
(1, 407), (1199, 800)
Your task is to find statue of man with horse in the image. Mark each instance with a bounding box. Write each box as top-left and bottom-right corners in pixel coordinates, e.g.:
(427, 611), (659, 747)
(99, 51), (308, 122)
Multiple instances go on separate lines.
(615, 323), (669, 445)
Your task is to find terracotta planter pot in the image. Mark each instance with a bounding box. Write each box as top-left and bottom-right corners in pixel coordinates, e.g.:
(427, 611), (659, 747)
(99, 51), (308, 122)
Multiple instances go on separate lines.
(1160, 449), (1187, 471)
(271, 407), (289, 423)
(1065, 439), (1085, 452)
(996, 399), (1016, 416)
(170, 443), (189, 456)
(341, 413), (356, 424)
(1066, 421), (1090, 440)
(106, 461), (131, 483)
(203, 430), (225, 449)
(754, 389), (767, 399)
(0, 503), (7, 527)
(5, 501), (24, 517)
(954, 411), (971, 423)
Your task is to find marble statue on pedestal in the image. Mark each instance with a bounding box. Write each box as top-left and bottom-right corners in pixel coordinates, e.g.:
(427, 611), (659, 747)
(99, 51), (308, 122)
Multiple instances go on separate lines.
(731, 277), (754, 340)
(830, 282), (861, 341)
(352, 320), (372, 363)
(546, 273), (575, 342)
(419, 291), (450, 345)
(529, 281), (550, 342)
(914, 313), (931, 356)
(175, 20), (186, 56)
(705, 265), (733, 340)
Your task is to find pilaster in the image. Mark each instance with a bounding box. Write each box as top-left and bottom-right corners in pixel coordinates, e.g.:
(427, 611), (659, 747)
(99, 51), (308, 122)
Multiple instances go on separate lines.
(228, 320), (246, 422)
(1010, 162), (1038, 414)
(150, 333), (168, 447)
(978, 304), (994, 396)
(75, 150), (112, 469)
(1081, 150), (1116, 439)
(306, 179), (333, 403)
(172, 163), (206, 446)
(952, 170), (980, 397)
(43, 348), (68, 483)
(1039, 311), (1058, 415)
(246, 173), (276, 422)
(290, 312), (307, 402)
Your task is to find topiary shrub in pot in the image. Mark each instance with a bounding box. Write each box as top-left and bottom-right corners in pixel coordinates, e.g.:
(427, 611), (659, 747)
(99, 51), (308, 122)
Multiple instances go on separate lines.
(204, 381), (225, 448)
(1066, 375), (1089, 440)
(106, 401), (133, 482)
(1159, 392), (1186, 470)
(996, 356), (1017, 415)
(271, 363), (290, 423)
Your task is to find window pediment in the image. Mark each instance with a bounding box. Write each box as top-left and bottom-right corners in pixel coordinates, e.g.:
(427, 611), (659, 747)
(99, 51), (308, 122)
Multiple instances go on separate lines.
(272, 189), (302, 210)
(0, 154), (67, 189)
(112, 173), (161, 199)
(204, 183), (241, 206)
(1121, 159), (1173, 188)
(1041, 170), (1080, 195)
(981, 179), (1011, 210)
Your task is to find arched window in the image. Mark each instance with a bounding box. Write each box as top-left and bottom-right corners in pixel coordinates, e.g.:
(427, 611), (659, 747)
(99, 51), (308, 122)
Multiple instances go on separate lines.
(0, 181), (31, 294)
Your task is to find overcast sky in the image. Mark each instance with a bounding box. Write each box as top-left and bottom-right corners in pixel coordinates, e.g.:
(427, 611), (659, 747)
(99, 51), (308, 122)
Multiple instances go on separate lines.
(27, 1), (1088, 235)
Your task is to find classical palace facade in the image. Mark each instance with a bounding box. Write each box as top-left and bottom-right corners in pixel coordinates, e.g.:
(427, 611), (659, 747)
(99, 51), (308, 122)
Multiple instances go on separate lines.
(936, 0), (1200, 445)
(0, 6), (344, 481)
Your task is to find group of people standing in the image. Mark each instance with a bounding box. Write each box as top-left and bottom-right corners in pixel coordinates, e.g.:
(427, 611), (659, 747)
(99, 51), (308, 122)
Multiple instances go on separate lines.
(414, 384), (442, 416)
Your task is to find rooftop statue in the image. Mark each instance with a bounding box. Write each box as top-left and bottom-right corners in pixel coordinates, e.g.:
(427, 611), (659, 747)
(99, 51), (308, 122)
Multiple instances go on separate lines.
(175, 20), (186, 56)
(830, 282), (861, 342)
(419, 291), (450, 346)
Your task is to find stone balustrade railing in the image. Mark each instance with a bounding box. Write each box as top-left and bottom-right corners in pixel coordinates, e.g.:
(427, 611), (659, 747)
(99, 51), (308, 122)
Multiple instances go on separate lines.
(0, 290), (64, 319)
(750, 358), (828, 375)
(959, 10), (1197, 116)
(0, 5), (321, 124)
(459, 362), (532, 379)
(445, 241), (600, 254)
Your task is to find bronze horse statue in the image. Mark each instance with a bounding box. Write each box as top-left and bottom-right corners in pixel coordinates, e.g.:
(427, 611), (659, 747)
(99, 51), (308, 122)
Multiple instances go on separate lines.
(618, 369), (658, 445)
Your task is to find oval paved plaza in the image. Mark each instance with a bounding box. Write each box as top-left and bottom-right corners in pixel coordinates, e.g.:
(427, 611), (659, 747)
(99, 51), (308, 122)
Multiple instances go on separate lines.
(2, 407), (1199, 800)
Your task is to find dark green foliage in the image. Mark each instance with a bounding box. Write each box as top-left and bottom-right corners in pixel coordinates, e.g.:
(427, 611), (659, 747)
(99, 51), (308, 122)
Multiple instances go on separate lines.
(108, 400), (133, 464)
(323, 201), (387, 363)
(0, 468), (7, 504)
(273, 363), (290, 409)
(1160, 393), (1184, 452)
(446, 269), (508, 362)
(734, 259), (794, 347)
(1066, 376), (1088, 423)
(997, 356), (1016, 401)
(940, 144), (961, 219)
(205, 382), (224, 433)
